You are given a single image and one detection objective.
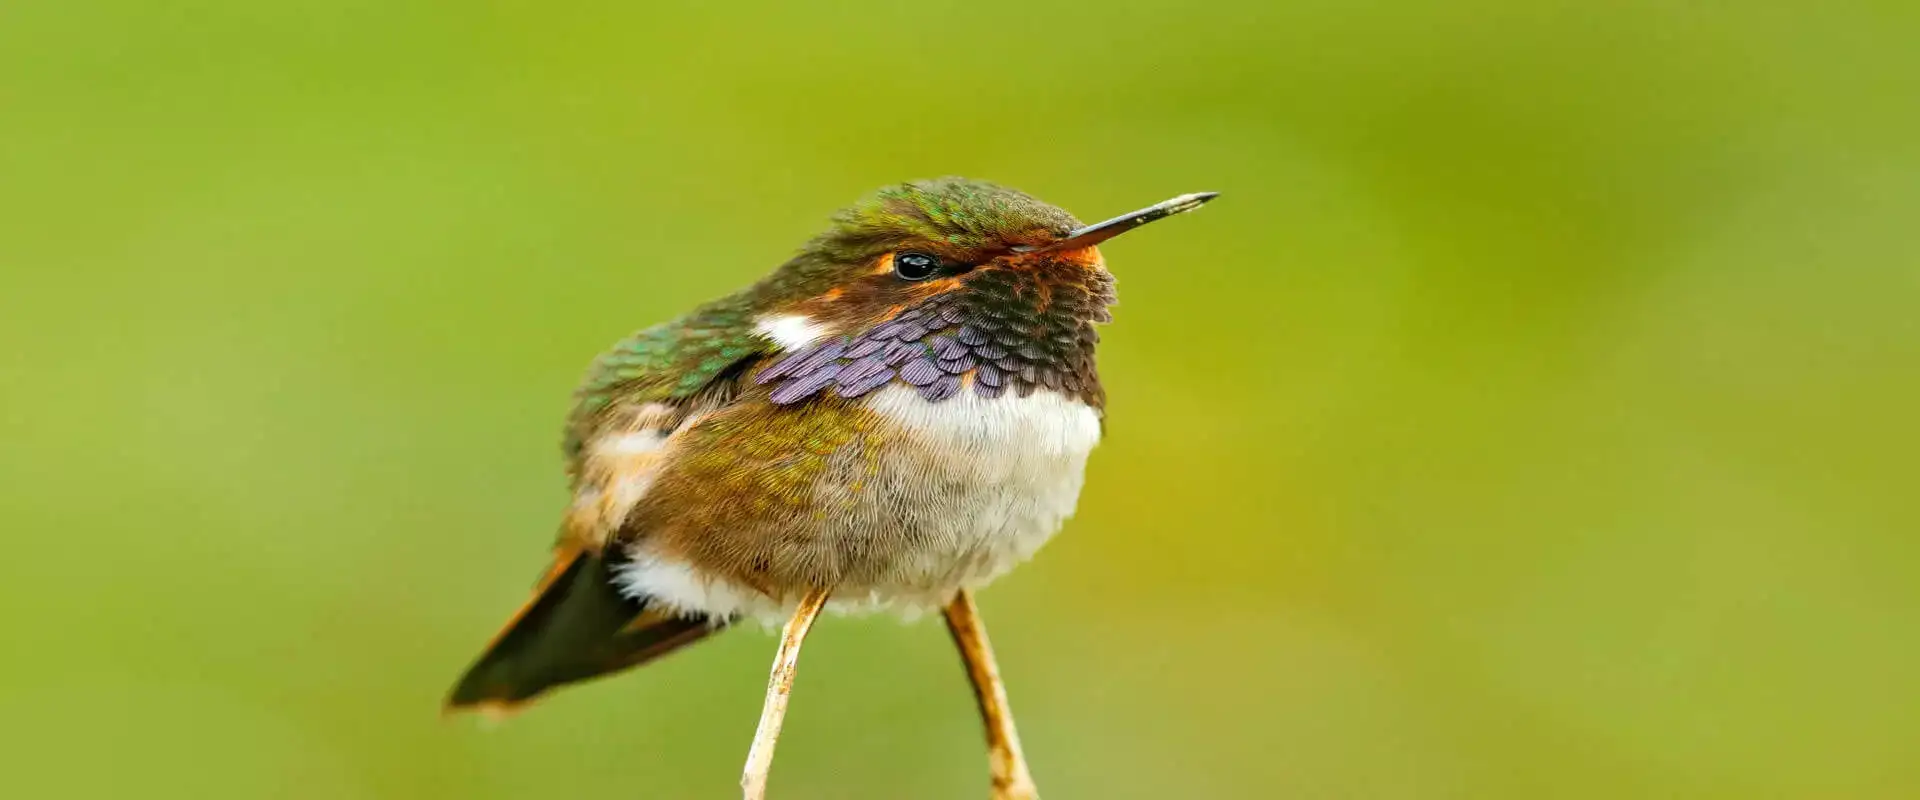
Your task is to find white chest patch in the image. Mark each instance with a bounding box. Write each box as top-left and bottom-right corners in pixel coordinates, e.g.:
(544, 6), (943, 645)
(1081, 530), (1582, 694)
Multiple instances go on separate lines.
(619, 385), (1104, 624)
(863, 384), (1103, 478)
(868, 385), (1103, 597)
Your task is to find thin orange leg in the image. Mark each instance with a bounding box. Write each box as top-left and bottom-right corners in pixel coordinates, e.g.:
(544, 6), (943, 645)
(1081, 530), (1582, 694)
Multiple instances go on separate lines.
(740, 588), (832, 800)
(944, 590), (1041, 800)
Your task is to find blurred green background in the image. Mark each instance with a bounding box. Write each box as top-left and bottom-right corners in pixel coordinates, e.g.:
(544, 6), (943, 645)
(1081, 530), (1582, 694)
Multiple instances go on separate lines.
(3, 1), (1916, 797)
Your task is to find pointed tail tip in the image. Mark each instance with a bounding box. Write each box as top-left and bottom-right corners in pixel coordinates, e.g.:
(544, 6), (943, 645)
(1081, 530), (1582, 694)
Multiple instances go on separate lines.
(442, 691), (534, 724)
(443, 667), (543, 723)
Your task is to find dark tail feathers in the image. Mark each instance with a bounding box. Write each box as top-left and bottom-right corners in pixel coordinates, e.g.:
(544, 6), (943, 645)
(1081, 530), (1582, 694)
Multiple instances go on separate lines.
(445, 546), (720, 714)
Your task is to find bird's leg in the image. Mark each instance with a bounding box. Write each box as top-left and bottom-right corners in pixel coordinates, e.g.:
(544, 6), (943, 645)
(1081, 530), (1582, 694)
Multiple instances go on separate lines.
(944, 589), (1040, 800)
(740, 587), (832, 800)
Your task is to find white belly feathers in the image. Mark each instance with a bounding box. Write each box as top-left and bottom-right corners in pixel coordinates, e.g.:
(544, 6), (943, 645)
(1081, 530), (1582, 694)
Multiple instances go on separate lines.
(616, 385), (1102, 623)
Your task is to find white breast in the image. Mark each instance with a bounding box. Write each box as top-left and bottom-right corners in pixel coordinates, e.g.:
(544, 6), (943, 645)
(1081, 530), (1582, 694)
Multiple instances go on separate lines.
(618, 385), (1103, 623)
(863, 384), (1103, 471)
(845, 384), (1103, 607)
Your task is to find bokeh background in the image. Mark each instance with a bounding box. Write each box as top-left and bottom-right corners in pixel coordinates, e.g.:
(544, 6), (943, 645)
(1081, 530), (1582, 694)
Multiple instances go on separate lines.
(4, 1), (1916, 798)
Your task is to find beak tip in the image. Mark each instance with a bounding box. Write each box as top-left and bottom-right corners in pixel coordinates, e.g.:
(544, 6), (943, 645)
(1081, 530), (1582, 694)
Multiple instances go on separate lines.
(1176, 191), (1221, 212)
(1018, 190), (1221, 253)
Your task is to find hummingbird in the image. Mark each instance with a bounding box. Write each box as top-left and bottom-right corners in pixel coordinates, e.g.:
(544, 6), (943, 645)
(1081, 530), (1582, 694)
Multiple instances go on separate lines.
(445, 178), (1218, 799)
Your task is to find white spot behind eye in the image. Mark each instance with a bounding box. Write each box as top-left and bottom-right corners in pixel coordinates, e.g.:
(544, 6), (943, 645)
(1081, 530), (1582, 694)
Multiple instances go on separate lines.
(753, 313), (828, 351)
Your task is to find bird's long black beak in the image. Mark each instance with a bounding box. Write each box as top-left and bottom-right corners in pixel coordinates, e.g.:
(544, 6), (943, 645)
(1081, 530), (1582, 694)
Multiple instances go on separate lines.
(1014, 191), (1219, 253)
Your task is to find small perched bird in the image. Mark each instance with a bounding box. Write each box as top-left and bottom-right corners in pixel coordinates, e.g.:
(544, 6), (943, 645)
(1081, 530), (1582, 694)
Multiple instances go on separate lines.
(446, 178), (1217, 799)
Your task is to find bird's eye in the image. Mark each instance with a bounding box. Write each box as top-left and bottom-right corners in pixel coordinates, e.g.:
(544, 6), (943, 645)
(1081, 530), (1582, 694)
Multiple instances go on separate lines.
(893, 251), (942, 281)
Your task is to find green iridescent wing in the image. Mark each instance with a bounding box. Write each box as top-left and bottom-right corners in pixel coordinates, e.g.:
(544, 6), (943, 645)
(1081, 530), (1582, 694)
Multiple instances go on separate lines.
(562, 300), (770, 468)
(448, 302), (772, 712)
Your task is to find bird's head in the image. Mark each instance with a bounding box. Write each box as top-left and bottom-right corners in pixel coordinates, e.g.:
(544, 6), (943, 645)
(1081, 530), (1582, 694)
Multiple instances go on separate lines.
(746, 177), (1216, 358)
